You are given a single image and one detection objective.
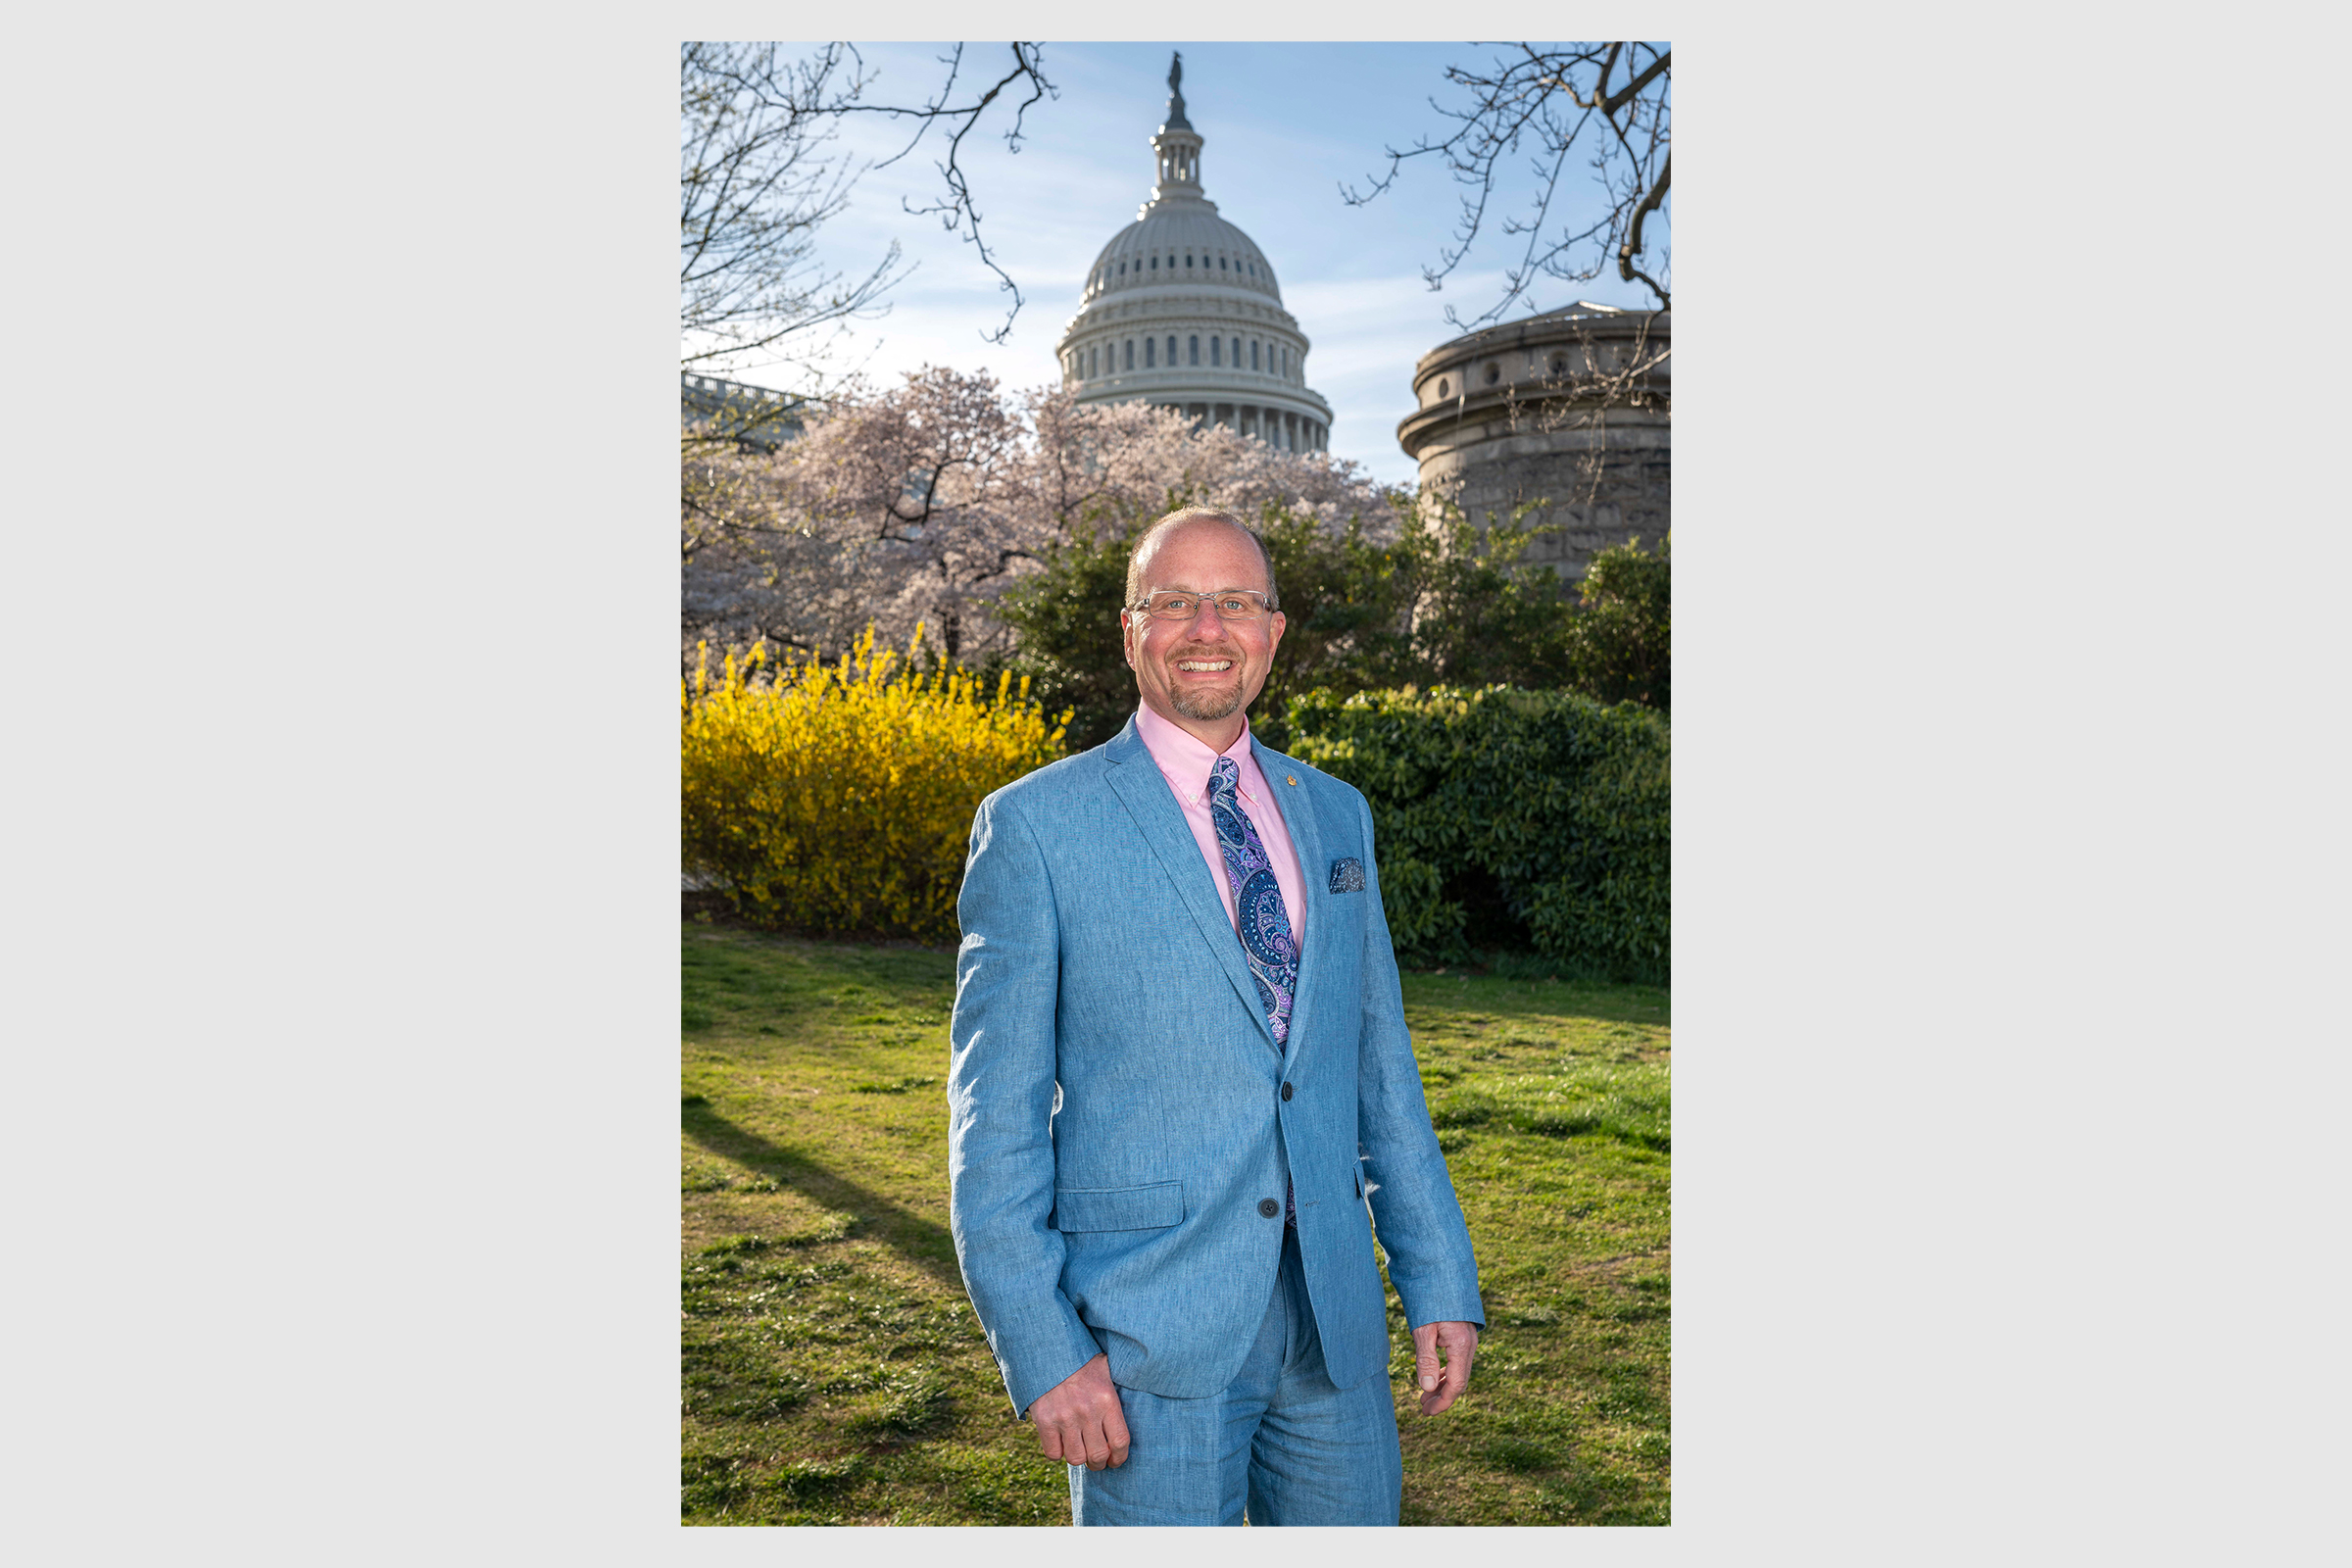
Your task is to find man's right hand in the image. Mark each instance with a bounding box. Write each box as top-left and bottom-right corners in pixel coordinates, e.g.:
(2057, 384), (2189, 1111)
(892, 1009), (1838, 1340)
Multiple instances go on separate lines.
(1027, 1352), (1130, 1470)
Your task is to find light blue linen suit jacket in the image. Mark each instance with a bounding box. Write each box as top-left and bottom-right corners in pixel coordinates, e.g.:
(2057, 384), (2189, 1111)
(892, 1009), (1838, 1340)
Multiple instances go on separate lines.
(948, 715), (1484, 1418)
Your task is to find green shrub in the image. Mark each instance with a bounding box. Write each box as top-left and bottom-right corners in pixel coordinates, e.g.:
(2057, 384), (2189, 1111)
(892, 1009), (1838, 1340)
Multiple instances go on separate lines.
(1288, 685), (1668, 982)
(995, 494), (1583, 754)
(1560, 536), (1670, 711)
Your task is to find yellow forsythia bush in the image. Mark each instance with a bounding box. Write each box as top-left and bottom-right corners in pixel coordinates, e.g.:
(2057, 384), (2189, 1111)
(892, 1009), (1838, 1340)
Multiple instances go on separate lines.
(682, 626), (1069, 944)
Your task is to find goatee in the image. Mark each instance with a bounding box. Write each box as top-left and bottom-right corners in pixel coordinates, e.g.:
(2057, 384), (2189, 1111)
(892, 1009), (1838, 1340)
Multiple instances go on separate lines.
(1171, 684), (1245, 721)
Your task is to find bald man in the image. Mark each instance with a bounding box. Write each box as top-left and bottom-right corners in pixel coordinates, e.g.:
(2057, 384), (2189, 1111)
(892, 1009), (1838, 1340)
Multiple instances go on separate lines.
(948, 507), (1483, 1526)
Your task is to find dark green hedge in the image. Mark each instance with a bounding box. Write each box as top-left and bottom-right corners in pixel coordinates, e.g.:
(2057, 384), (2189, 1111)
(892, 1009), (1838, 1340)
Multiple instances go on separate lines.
(1288, 686), (1669, 983)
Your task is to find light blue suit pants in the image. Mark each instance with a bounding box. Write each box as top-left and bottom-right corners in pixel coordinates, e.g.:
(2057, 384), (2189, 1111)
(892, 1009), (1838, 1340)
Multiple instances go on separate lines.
(1069, 1227), (1404, 1527)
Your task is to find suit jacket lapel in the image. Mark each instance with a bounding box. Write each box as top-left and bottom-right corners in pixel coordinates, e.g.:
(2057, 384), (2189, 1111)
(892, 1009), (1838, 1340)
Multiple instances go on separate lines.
(1102, 718), (1277, 1047)
(1253, 737), (1327, 1073)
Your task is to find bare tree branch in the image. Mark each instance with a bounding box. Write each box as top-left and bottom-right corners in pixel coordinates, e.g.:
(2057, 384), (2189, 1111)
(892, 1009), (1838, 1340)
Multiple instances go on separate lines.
(681, 42), (908, 377)
(1619, 152), (1670, 309)
(1568, 41), (1622, 109)
(1341, 42), (1671, 326)
(681, 41), (1060, 384)
(839, 42), (1057, 345)
(1603, 49), (1671, 116)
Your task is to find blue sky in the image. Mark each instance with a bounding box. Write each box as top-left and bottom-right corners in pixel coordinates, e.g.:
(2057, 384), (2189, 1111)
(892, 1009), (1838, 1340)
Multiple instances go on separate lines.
(725, 42), (1669, 487)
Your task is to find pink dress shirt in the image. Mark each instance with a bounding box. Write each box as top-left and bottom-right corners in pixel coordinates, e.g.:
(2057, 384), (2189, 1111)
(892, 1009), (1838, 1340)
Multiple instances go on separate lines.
(1133, 704), (1308, 952)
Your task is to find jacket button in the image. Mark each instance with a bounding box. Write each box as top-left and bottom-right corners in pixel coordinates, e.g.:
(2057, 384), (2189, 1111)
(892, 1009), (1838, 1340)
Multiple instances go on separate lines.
(1257, 1198), (1281, 1218)
(1281, 1082), (1294, 1101)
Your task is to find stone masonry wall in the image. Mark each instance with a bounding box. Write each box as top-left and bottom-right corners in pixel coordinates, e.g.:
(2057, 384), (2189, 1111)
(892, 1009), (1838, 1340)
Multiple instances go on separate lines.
(1417, 414), (1669, 584)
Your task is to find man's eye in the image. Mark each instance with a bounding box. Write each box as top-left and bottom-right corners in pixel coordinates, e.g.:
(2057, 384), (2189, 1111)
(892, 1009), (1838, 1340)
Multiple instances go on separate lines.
(1215, 597), (1248, 614)
(1160, 596), (1196, 613)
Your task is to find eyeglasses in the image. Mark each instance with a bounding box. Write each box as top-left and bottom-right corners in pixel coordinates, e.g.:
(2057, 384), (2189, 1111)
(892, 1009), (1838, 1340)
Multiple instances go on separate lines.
(1127, 588), (1278, 623)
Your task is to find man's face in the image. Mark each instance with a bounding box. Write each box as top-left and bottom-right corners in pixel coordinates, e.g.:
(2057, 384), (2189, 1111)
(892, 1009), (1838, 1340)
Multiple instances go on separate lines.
(1123, 518), (1287, 741)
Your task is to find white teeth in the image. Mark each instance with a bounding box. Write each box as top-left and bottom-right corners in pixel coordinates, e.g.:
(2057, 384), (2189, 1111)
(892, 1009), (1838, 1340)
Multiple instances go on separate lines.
(1176, 660), (1233, 671)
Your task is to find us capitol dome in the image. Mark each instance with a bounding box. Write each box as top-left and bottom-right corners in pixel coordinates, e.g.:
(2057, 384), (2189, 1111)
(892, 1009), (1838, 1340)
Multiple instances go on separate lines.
(1054, 54), (1333, 453)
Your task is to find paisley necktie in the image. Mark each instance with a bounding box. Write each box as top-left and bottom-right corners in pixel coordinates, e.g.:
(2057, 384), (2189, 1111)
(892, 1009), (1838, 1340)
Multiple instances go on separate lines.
(1208, 757), (1300, 1226)
(1208, 757), (1298, 1044)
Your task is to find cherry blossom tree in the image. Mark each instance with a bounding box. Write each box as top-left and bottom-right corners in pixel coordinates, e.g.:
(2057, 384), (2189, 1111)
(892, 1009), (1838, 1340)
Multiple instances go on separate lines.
(683, 366), (1393, 675)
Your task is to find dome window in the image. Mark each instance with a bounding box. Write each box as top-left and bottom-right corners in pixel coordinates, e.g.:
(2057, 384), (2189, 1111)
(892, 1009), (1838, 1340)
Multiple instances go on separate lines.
(1150, 256), (1157, 270)
(1166, 334), (1177, 365)
(1210, 336), (1221, 366)
(1189, 335), (1200, 365)
(1124, 340), (1134, 369)
(1218, 256), (1227, 270)
(1250, 340), (1259, 370)
(1438, 377), (1449, 398)
(1118, 261), (1126, 274)
(1145, 338), (1156, 368)
(1485, 362), (1500, 385)
(1185, 254), (1194, 268)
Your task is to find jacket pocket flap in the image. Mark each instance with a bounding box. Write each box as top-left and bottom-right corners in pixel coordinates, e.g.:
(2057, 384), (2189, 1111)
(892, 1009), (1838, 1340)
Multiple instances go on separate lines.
(1053, 1181), (1184, 1233)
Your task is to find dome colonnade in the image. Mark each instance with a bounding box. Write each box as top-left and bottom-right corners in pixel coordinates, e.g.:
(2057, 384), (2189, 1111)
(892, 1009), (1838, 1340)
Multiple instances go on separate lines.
(1055, 55), (1333, 453)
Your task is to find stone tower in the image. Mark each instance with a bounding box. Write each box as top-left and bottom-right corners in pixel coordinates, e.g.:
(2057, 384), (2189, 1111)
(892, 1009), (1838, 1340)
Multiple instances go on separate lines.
(1396, 303), (1670, 583)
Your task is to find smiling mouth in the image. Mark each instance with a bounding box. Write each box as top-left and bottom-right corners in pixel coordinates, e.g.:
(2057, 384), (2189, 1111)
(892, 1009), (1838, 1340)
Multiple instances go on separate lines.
(1175, 659), (1235, 672)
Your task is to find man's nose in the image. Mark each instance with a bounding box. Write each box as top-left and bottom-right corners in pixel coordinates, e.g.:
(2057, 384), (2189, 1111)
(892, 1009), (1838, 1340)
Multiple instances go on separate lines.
(1176, 599), (1221, 627)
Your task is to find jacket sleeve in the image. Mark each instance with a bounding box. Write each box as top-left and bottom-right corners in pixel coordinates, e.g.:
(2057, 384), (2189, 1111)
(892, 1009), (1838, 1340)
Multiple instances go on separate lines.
(1351, 789), (1487, 1330)
(947, 787), (1105, 1416)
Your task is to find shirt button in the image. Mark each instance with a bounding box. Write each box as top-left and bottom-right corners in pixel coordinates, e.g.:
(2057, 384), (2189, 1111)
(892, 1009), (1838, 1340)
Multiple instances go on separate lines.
(1281, 1082), (1294, 1101)
(1257, 1199), (1281, 1218)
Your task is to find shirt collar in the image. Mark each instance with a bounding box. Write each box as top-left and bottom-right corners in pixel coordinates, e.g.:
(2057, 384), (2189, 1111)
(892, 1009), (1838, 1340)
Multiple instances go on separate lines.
(1134, 704), (1258, 808)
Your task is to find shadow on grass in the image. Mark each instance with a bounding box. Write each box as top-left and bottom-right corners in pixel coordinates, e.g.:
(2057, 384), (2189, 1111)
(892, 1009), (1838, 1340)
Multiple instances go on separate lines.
(683, 1102), (965, 1293)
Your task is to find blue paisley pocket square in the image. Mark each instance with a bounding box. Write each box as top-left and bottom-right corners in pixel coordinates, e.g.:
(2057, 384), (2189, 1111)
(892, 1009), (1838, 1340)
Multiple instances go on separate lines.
(1329, 858), (1366, 894)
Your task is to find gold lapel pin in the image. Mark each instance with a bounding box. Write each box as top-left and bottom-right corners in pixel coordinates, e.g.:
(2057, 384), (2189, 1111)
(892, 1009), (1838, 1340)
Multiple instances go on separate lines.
(1287, 775), (1298, 786)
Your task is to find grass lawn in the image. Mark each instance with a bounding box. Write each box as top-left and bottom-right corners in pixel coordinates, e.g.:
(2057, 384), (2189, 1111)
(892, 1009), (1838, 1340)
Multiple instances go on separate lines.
(681, 920), (1670, 1526)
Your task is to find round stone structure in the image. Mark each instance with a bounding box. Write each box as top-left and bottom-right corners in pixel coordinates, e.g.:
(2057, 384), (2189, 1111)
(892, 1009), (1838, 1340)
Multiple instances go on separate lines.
(1396, 303), (1670, 583)
(1056, 55), (1333, 452)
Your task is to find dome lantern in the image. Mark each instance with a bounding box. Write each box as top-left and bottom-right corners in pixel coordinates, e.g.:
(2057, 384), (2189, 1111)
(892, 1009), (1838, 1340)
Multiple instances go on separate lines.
(1151, 52), (1203, 198)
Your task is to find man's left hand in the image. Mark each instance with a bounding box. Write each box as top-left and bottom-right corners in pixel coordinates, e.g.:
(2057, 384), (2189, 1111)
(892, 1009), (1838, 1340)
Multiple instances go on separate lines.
(1409, 1320), (1478, 1414)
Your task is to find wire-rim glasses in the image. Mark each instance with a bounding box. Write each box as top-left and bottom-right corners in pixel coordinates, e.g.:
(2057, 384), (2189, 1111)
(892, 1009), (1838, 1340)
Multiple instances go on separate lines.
(1128, 588), (1278, 624)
